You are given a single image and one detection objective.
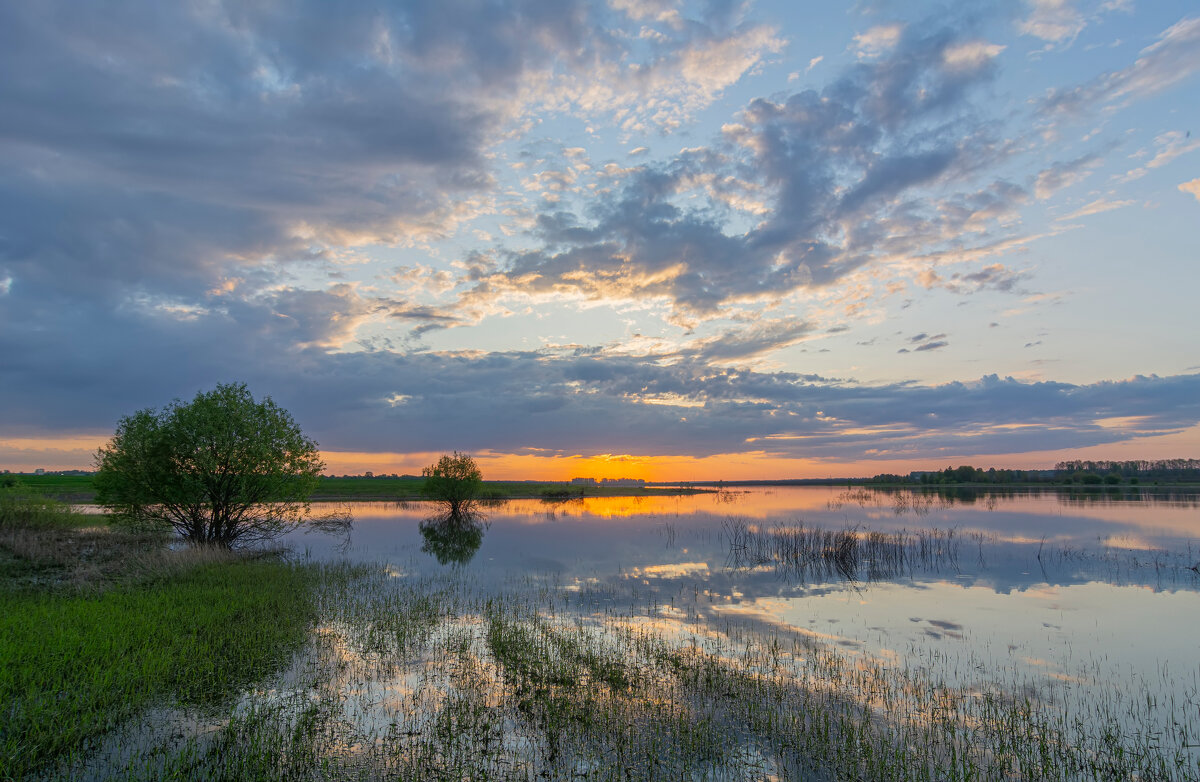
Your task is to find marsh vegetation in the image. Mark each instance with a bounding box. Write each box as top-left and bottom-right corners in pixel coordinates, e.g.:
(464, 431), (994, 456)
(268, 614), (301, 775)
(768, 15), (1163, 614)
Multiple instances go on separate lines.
(4, 486), (1199, 780)
(33, 560), (1200, 780)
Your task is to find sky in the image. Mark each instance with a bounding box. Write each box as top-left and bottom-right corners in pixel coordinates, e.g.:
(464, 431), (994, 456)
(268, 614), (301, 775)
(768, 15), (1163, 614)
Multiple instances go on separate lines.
(1, 0), (1198, 480)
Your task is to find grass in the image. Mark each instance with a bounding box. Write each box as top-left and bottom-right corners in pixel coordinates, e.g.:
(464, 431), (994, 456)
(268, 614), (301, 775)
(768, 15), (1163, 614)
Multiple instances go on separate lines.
(723, 516), (963, 582)
(8, 473), (708, 503)
(0, 488), (321, 781)
(0, 474), (94, 501)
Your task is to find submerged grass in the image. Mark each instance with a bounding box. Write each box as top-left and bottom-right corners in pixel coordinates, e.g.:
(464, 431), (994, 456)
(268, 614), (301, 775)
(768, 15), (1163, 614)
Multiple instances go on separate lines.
(68, 560), (1196, 781)
(723, 516), (962, 582)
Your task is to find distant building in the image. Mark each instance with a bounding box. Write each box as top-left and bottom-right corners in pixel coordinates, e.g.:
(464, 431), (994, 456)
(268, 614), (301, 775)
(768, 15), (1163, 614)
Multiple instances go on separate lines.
(570, 477), (597, 486)
(34, 468), (45, 475)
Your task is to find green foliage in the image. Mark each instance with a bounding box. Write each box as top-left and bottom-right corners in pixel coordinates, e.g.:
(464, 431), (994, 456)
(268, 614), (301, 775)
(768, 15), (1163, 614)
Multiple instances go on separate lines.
(0, 559), (318, 779)
(421, 452), (483, 516)
(0, 483), (81, 531)
(94, 382), (324, 548)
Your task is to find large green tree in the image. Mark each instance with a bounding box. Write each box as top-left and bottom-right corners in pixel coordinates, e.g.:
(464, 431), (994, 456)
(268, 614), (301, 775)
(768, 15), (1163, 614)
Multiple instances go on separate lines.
(94, 383), (327, 548)
(421, 452), (483, 517)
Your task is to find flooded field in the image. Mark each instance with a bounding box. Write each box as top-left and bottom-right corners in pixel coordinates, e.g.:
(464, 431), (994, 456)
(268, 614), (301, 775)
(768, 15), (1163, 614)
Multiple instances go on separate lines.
(64, 487), (1200, 780)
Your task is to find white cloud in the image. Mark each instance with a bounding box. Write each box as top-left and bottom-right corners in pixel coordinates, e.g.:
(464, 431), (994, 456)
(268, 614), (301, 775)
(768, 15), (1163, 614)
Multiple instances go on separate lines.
(1120, 131), (1200, 182)
(1056, 198), (1134, 220)
(519, 24), (785, 133)
(1041, 16), (1200, 118)
(1019, 0), (1086, 43)
(943, 41), (1006, 71)
(852, 24), (904, 59)
(1180, 178), (1200, 203)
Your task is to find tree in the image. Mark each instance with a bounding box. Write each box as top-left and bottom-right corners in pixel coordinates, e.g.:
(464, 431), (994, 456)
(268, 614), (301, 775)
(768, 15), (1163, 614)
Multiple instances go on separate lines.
(421, 452), (483, 516)
(94, 382), (329, 548)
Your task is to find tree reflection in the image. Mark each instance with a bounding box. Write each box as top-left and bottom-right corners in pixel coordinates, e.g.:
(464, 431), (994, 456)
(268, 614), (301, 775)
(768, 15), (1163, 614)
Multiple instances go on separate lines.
(419, 509), (487, 566)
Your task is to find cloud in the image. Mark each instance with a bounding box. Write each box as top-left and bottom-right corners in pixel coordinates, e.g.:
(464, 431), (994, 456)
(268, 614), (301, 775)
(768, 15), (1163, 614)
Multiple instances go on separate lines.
(0, 0), (593, 311)
(942, 41), (1006, 71)
(518, 20), (785, 133)
(5, 302), (1198, 462)
(3, 2), (1198, 474)
(250, 284), (392, 350)
(1039, 16), (1200, 118)
(853, 23), (905, 59)
(1056, 198), (1134, 220)
(1180, 178), (1200, 203)
(1033, 153), (1100, 199)
(1018, 0), (1086, 44)
(945, 264), (1028, 294)
(472, 16), (1021, 318)
(686, 318), (817, 362)
(0, 0), (786, 317)
(1120, 131), (1200, 182)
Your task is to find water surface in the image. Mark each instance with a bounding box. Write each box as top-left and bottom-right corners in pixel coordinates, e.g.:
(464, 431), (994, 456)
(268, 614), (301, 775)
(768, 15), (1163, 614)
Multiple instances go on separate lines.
(298, 486), (1200, 710)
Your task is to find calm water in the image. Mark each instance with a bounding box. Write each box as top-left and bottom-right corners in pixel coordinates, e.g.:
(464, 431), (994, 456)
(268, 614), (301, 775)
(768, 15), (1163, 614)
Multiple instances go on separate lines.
(70, 486), (1200, 779)
(295, 486), (1200, 706)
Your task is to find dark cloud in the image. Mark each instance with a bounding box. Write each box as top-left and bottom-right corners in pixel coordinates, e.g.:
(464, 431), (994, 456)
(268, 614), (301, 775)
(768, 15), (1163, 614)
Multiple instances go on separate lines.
(0, 0), (598, 306)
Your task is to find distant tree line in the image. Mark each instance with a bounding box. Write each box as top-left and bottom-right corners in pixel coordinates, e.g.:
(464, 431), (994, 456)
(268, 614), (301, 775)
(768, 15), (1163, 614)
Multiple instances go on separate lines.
(867, 466), (1058, 485)
(868, 458), (1200, 486)
(1053, 459), (1200, 479)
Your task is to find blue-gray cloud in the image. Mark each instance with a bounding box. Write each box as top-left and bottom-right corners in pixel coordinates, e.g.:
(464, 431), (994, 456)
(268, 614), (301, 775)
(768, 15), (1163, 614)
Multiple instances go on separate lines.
(468, 13), (1025, 316)
(3, 299), (1198, 461)
(0, 0), (607, 308)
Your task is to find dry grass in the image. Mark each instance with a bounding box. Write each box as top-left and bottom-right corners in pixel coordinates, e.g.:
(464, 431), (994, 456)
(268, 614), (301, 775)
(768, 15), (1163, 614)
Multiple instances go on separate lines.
(0, 522), (249, 591)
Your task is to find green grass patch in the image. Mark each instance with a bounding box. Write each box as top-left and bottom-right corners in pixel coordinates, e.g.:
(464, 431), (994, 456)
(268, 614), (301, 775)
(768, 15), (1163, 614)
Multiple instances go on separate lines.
(0, 558), (319, 779)
(1, 474), (96, 501)
(4, 473), (707, 504)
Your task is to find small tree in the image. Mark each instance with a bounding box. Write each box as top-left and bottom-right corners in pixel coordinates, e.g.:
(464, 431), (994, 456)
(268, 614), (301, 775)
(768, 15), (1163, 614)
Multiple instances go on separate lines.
(94, 382), (327, 548)
(421, 452), (483, 516)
